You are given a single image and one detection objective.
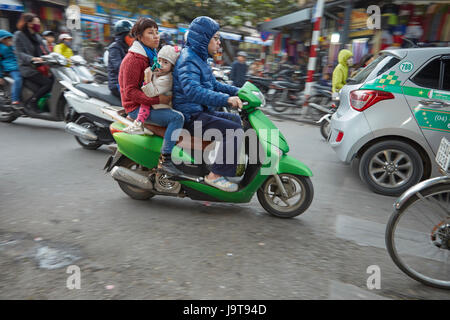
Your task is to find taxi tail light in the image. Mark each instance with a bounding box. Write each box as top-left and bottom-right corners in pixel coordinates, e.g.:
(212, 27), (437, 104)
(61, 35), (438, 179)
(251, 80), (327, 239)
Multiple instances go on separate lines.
(350, 90), (394, 112)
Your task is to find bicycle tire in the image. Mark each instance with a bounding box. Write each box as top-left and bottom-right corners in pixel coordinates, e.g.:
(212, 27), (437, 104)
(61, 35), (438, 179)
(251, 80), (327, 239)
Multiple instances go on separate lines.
(385, 183), (450, 290)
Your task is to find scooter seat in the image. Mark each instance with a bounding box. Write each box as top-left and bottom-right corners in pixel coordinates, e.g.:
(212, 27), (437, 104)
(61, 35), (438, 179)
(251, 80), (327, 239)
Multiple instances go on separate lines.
(126, 116), (212, 151)
(75, 83), (122, 107)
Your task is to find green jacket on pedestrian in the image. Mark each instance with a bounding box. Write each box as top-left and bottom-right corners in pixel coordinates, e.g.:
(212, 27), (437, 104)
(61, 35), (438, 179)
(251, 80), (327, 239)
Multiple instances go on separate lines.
(332, 49), (353, 93)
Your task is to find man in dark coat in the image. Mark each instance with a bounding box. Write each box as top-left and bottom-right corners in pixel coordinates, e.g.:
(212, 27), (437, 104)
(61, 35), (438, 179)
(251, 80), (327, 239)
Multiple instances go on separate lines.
(107, 20), (133, 98)
(230, 51), (248, 87)
(173, 16), (244, 192)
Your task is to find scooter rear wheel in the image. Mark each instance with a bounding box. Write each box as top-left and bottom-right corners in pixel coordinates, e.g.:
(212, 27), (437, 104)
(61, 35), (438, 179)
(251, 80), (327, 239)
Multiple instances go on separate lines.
(257, 174), (313, 218)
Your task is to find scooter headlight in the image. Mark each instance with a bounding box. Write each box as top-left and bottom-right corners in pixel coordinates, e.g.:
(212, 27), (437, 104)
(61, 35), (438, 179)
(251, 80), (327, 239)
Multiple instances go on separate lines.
(252, 90), (266, 107)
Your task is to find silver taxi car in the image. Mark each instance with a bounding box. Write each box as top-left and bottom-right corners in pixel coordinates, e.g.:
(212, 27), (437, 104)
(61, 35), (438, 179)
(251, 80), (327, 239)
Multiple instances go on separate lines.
(329, 47), (450, 196)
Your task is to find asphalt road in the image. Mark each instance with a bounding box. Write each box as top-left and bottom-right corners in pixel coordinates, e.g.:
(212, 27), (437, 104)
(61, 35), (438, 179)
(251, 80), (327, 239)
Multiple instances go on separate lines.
(0, 116), (449, 300)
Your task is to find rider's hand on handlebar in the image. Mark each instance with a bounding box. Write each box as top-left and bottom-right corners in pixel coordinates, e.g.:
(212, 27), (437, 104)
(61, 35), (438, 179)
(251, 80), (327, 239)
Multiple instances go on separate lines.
(159, 95), (172, 105)
(227, 96), (243, 109)
(31, 57), (44, 64)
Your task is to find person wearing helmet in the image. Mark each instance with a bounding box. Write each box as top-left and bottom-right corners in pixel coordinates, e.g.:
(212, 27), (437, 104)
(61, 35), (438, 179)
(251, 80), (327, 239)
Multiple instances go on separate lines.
(158, 32), (173, 50)
(230, 51), (248, 87)
(0, 30), (22, 106)
(53, 33), (74, 62)
(107, 19), (134, 98)
(42, 30), (55, 52)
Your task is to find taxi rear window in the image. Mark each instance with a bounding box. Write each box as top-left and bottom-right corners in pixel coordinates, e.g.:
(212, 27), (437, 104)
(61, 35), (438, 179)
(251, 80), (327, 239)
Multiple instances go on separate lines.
(348, 55), (401, 85)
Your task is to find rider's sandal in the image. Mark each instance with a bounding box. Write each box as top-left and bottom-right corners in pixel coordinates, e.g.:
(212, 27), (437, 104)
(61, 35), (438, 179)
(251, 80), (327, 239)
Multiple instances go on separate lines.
(204, 176), (238, 192)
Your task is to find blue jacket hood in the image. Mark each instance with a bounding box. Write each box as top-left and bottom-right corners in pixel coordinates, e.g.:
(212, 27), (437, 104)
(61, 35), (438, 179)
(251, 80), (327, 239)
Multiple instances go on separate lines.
(186, 16), (219, 61)
(0, 30), (13, 41)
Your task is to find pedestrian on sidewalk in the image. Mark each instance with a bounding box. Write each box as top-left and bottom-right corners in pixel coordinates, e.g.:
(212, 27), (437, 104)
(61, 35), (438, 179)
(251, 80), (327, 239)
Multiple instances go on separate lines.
(332, 49), (353, 99)
(230, 51), (248, 87)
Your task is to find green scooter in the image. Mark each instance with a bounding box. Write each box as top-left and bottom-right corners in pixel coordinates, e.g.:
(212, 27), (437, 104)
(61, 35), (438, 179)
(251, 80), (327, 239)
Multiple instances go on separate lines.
(103, 82), (313, 218)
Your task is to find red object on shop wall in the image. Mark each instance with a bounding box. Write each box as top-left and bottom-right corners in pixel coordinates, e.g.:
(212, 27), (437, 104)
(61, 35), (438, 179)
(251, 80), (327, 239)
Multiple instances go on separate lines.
(436, 5), (449, 41)
(40, 7), (63, 21)
(273, 33), (282, 55)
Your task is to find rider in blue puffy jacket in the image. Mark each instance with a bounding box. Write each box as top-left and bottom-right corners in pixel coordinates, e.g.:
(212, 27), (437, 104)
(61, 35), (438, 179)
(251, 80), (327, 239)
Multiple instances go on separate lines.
(173, 16), (244, 192)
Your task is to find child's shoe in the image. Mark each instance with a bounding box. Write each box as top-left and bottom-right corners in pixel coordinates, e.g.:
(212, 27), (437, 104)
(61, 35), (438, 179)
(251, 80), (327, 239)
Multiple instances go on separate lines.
(123, 120), (145, 135)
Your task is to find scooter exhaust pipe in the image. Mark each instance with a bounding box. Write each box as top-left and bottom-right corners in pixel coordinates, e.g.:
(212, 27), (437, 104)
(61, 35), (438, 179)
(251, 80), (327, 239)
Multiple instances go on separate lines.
(111, 166), (153, 190)
(65, 122), (98, 141)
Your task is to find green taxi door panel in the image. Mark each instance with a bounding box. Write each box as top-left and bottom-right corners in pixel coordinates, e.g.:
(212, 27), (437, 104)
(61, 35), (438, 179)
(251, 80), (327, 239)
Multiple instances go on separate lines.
(402, 56), (450, 156)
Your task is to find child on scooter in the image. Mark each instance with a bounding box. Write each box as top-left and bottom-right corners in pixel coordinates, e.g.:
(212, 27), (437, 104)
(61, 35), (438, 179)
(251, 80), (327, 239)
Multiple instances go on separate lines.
(124, 45), (182, 134)
(0, 30), (22, 107)
(123, 44), (185, 176)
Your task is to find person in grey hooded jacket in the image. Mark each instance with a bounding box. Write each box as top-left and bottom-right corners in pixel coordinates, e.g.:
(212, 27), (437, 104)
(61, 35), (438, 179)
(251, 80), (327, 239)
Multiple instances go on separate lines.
(14, 13), (53, 112)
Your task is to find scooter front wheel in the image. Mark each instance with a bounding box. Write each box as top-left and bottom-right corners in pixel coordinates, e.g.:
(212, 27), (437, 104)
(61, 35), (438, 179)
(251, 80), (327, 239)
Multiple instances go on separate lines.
(257, 174), (313, 218)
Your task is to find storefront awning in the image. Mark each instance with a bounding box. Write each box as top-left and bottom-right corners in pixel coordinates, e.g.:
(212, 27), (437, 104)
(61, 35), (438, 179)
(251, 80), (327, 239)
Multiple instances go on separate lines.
(39, 0), (69, 6)
(258, 7), (311, 32)
(243, 36), (273, 46)
(0, 0), (24, 12)
(81, 14), (109, 24)
(220, 31), (242, 41)
(159, 27), (178, 35)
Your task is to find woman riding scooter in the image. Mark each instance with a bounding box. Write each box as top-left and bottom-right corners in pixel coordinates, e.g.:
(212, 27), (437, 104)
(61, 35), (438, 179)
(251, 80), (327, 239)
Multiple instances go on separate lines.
(14, 12), (53, 113)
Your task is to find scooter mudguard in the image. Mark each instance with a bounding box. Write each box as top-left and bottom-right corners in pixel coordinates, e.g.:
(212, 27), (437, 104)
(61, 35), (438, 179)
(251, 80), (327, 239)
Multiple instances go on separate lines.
(277, 155), (313, 177)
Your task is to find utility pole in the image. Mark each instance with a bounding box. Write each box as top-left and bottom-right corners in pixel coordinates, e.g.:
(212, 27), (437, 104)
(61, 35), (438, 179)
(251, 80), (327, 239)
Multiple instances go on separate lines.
(341, 0), (353, 50)
(301, 0), (324, 117)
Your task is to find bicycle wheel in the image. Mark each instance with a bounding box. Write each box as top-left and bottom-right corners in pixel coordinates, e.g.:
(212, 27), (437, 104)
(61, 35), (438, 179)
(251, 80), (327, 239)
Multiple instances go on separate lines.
(386, 183), (450, 289)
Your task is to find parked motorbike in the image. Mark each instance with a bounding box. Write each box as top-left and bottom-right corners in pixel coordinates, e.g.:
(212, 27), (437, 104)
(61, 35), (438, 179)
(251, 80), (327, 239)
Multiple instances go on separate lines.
(0, 53), (70, 123)
(103, 82), (314, 218)
(317, 101), (338, 139)
(268, 79), (332, 121)
(247, 75), (272, 95)
(62, 78), (122, 150)
(70, 55), (94, 84)
(89, 58), (108, 84)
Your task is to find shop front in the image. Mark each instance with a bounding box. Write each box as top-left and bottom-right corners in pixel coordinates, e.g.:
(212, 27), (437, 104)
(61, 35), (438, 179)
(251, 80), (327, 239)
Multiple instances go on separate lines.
(0, 0), (24, 31)
(23, 0), (69, 34)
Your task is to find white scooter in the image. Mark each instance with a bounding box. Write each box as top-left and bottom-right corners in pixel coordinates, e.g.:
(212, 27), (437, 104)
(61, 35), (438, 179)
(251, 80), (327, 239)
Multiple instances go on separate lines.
(0, 53), (73, 123)
(62, 79), (122, 150)
(70, 55), (95, 84)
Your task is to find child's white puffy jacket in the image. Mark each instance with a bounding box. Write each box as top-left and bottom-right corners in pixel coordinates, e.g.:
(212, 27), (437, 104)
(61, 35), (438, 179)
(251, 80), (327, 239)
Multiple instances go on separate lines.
(141, 73), (173, 109)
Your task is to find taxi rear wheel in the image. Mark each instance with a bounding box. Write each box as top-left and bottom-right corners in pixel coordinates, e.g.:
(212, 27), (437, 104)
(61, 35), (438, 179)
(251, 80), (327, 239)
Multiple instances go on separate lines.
(359, 140), (423, 197)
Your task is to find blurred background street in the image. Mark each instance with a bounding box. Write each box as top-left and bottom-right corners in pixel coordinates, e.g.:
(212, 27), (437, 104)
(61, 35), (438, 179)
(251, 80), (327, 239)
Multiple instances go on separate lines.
(1, 116), (449, 299)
